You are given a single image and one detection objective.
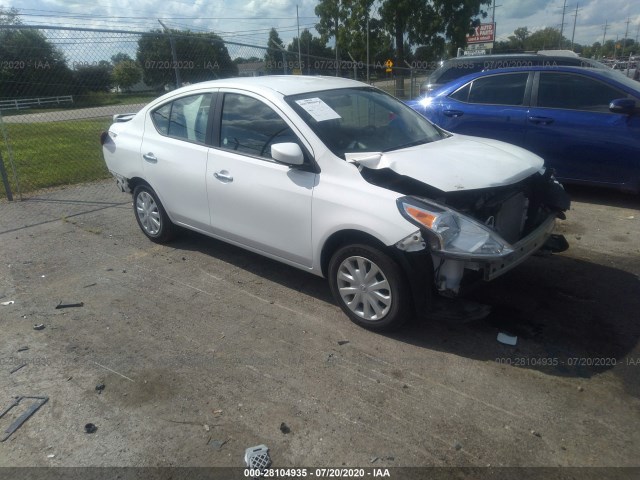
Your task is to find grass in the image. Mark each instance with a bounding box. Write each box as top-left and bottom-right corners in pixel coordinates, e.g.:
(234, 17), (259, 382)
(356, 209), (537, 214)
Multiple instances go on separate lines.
(0, 118), (112, 198)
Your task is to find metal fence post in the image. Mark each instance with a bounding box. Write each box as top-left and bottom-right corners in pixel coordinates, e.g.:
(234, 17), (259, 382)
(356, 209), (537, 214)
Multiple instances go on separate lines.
(0, 150), (13, 201)
(0, 112), (20, 201)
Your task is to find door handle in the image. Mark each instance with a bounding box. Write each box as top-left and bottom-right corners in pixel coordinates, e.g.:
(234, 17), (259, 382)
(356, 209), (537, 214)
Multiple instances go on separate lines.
(528, 116), (554, 125)
(214, 170), (233, 182)
(143, 153), (157, 163)
(443, 110), (464, 118)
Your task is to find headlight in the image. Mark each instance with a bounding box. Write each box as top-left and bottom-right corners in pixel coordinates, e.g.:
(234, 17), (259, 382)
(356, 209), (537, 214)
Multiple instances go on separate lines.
(397, 197), (511, 257)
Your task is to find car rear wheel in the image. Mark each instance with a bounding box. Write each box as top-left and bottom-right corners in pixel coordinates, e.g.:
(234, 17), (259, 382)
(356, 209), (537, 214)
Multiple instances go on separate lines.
(133, 185), (174, 243)
(328, 244), (411, 331)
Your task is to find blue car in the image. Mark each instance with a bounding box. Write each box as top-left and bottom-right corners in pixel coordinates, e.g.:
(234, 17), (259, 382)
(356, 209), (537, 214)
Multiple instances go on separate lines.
(407, 66), (640, 193)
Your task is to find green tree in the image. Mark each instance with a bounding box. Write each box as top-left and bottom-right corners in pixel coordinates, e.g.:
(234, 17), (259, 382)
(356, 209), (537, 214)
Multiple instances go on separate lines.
(287, 29), (334, 74)
(73, 63), (112, 93)
(314, 0), (395, 74)
(0, 6), (21, 25)
(314, 0), (489, 95)
(0, 10), (74, 98)
(137, 29), (237, 88)
(111, 52), (133, 65)
(508, 27), (530, 50)
(265, 28), (286, 74)
(525, 27), (566, 51)
(112, 60), (142, 92)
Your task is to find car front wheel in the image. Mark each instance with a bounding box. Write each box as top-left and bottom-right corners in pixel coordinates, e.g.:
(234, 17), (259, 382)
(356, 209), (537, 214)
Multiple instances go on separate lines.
(133, 185), (174, 243)
(328, 244), (411, 331)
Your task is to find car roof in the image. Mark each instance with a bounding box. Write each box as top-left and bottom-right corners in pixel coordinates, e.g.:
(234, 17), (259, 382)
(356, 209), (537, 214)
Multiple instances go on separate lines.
(164, 75), (366, 98)
(432, 65), (640, 95)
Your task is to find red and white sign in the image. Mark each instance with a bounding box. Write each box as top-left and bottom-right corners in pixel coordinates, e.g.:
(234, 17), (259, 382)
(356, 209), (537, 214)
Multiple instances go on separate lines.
(467, 23), (495, 44)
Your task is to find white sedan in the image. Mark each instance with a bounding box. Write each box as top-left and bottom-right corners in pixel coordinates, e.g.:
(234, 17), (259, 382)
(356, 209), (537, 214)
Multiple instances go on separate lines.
(101, 76), (569, 331)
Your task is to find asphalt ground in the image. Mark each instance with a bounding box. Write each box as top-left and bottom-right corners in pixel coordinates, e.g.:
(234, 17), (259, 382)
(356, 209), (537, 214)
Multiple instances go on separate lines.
(0, 180), (639, 477)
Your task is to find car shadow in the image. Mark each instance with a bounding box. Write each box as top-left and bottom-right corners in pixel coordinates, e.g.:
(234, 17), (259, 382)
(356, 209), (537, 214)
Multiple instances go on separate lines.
(564, 184), (640, 209)
(388, 252), (640, 396)
(171, 230), (639, 393)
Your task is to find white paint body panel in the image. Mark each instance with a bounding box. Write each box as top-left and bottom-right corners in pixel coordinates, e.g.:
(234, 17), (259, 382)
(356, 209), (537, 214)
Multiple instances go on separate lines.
(346, 135), (544, 192)
(102, 76), (547, 278)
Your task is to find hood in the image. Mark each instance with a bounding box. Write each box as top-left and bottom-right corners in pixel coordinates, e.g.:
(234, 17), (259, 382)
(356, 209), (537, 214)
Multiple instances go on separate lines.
(345, 135), (544, 192)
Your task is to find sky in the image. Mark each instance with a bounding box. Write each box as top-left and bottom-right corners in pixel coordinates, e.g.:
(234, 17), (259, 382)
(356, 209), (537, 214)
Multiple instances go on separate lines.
(3, 0), (640, 51)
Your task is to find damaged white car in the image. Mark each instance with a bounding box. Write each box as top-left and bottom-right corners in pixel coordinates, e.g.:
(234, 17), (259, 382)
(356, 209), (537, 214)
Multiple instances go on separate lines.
(101, 76), (569, 331)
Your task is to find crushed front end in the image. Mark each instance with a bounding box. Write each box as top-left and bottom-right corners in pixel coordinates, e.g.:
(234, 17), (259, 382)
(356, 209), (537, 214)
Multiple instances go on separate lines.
(395, 169), (570, 297)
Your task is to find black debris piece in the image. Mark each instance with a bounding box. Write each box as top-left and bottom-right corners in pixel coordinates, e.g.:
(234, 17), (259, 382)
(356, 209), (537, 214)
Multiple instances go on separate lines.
(0, 396), (49, 442)
(55, 302), (84, 309)
(279, 422), (291, 434)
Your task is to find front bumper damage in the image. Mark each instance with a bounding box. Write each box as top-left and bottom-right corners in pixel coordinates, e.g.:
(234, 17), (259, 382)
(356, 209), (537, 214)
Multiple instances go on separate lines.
(396, 213), (565, 297)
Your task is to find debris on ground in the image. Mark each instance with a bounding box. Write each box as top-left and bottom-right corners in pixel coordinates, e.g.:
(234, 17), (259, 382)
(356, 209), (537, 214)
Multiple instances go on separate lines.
(33, 324), (45, 331)
(212, 409), (223, 417)
(1, 301), (14, 306)
(454, 441), (463, 451)
(244, 444), (271, 470)
(17, 346), (29, 352)
(55, 301), (84, 309)
(84, 423), (97, 434)
(279, 422), (291, 434)
(207, 438), (228, 451)
(95, 384), (105, 394)
(497, 332), (518, 346)
(83, 283), (97, 288)
(531, 430), (542, 438)
(9, 363), (27, 374)
(338, 340), (350, 346)
(0, 396), (49, 442)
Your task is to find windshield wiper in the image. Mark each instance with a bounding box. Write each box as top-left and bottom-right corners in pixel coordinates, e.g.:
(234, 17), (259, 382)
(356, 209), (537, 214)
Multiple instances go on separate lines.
(383, 138), (431, 152)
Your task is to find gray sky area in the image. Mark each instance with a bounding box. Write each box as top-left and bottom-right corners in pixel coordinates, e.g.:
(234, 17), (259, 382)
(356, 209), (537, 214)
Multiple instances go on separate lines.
(7, 0), (640, 51)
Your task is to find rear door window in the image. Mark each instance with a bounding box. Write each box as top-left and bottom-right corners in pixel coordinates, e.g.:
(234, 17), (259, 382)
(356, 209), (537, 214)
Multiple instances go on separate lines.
(536, 72), (628, 112)
(450, 72), (529, 106)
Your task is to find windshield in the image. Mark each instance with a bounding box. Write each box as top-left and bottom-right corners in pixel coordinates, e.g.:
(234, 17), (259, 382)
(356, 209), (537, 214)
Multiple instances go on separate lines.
(286, 87), (445, 158)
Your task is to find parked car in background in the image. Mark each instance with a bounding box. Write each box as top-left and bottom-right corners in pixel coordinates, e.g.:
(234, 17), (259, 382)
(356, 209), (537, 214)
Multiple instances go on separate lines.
(419, 51), (610, 95)
(408, 66), (640, 193)
(612, 60), (639, 81)
(102, 76), (569, 331)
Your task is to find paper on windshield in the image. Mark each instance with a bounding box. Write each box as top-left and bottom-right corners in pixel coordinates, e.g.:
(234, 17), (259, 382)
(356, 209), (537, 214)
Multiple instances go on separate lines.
(295, 98), (341, 122)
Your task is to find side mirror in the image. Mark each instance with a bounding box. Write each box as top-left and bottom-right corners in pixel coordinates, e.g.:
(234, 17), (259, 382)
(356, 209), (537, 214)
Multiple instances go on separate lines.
(609, 98), (636, 115)
(271, 142), (304, 166)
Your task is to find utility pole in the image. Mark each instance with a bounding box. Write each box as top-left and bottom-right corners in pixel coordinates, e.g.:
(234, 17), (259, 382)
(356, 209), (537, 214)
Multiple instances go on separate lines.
(158, 19), (181, 89)
(296, 5), (302, 74)
(490, 1), (502, 54)
(559, 0), (567, 48)
(602, 20), (608, 58)
(335, 0), (339, 77)
(366, 13), (370, 83)
(570, 3), (579, 51)
(622, 17), (630, 59)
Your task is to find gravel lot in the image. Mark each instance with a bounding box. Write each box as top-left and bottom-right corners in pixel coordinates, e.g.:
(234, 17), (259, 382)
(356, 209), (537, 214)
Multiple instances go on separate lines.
(0, 180), (639, 477)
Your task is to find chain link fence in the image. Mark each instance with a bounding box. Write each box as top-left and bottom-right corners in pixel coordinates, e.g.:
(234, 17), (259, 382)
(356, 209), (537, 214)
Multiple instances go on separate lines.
(0, 25), (428, 201)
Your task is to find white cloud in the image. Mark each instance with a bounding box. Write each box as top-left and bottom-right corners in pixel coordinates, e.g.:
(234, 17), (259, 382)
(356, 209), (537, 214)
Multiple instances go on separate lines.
(7, 0), (640, 50)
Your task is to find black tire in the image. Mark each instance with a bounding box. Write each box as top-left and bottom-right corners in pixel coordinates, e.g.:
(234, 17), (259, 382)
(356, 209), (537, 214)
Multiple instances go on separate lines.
(132, 184), (175, 243)
(328, 244), (412, 331)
